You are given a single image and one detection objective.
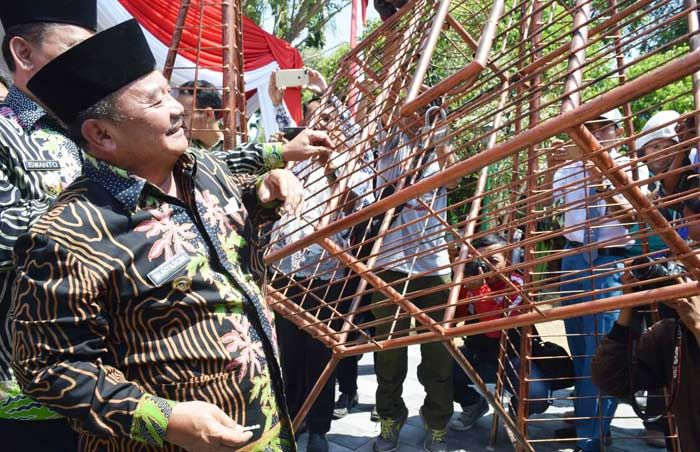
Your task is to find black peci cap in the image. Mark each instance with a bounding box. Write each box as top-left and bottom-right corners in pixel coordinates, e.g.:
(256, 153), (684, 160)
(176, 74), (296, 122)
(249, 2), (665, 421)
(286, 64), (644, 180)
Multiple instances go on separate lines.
(0, 0), (97, 31)
(27, 19), (156, 125)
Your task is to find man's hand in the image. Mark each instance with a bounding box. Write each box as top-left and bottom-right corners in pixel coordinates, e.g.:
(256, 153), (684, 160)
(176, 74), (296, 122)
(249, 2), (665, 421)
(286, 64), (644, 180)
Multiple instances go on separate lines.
(306, 68), (328, 95)
(668, 294), (700, 345)
(258, 169), (304, 217)
(282, 129), (333, 165)
(165, 401), (253, 451)
(549, 138), (569, 165)
(268, 72), (286, 106)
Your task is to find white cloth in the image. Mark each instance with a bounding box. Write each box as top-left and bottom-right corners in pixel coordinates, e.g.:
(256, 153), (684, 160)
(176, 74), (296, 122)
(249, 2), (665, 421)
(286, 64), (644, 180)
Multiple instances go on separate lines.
(374, 134), (451, 276)
(552, 149), (648, 246)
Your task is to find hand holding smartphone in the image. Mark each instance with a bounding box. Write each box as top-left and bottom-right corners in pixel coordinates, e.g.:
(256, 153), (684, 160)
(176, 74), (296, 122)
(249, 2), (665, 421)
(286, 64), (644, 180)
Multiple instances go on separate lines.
(275, 69), (309, 88)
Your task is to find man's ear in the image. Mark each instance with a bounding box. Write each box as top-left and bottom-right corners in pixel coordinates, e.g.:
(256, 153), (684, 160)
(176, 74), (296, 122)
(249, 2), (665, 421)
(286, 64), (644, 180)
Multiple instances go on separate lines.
(205, 107), (217, 122)
(615, 125), (625, 138)
(81, 119), (117, 158)
(9, 36), (35, 73)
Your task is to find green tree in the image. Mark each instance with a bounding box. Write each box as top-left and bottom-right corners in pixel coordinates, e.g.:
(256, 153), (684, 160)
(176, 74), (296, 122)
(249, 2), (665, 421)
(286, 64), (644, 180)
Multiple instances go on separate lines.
(243, 0), (349, 49)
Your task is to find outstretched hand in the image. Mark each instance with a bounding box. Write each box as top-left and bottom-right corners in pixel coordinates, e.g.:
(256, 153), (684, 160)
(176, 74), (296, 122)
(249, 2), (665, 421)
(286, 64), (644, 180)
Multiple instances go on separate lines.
(281, 129), (334, 165)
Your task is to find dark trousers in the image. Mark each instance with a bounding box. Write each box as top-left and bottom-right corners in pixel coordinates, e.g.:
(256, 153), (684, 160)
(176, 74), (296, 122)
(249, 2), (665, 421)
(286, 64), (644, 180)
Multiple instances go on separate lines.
(336, 279), (375, 396)
(0, 418), (77, 452)
(274, 277), (343, 434)
(372, 270), (454, 429)
(453, 342), (551, 415)
(337, 355), (360, 395)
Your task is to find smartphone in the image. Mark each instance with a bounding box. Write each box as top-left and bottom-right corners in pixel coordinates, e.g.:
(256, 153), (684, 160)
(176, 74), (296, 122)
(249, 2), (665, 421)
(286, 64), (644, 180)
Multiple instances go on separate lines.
(275, 69), (309, 88)
(281, 127), (306, 141)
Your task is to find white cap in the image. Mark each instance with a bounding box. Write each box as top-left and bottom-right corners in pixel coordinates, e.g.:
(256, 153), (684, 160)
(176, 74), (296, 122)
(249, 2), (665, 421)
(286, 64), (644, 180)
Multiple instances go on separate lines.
(635, 110), (680, 152)
(584, 108), (623, 127)
(598, 108), (623, 124)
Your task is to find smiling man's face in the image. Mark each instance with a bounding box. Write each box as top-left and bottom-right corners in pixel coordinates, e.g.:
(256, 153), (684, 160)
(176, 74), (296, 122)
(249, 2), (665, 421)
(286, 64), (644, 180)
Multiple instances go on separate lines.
(96, 71), (188, 173)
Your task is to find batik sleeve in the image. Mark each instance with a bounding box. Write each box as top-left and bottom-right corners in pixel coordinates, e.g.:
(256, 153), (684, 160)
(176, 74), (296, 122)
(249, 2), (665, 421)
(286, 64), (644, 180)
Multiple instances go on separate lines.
(212, 142), (285, 175)
(273, 103), (297, 130)
(0, 156), (51, 270)
(11, 233), (176, 447)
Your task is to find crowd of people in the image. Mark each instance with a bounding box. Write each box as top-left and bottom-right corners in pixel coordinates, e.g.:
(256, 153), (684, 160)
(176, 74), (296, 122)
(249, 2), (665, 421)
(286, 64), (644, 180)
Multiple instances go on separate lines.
(0, 2), (698, 452)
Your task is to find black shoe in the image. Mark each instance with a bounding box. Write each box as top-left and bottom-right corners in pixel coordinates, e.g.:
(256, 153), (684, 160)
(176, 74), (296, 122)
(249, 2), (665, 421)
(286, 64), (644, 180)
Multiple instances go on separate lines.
(333, 392), (359, 419)
(307, 432), (329, 452)
(370, 405), (380, 422)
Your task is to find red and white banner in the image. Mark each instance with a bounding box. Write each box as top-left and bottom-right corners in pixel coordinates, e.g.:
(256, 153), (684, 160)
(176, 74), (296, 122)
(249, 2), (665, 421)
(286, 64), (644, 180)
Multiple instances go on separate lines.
(97, 0), (304, 136)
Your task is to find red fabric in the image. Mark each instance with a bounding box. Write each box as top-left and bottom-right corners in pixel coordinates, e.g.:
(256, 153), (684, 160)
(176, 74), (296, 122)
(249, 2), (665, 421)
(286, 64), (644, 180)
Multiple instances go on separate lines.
(117, 0), (303, 123)
(457, 273), (524, 338)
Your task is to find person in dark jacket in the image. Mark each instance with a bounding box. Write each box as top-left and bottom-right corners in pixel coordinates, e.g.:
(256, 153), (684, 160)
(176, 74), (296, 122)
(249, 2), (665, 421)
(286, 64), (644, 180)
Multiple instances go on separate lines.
(592, 294), (700, 452)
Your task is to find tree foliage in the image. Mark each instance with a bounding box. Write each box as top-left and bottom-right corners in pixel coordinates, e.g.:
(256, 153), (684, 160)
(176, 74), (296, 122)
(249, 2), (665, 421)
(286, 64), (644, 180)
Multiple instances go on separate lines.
(243, 0), (349, 49)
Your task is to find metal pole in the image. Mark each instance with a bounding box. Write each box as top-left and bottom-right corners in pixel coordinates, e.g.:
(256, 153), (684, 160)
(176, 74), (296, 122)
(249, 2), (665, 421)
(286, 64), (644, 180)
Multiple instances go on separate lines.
(163, 0), (192, 81)
(446, 341), (535, 452)
(265, 49), (700, 264)
(337, 281), (700, 356)
(401, 0), (505, 116)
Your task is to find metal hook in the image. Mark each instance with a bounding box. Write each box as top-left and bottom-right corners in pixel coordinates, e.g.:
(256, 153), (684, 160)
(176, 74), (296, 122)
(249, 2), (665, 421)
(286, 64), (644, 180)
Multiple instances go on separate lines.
(424, 105), (447, 129)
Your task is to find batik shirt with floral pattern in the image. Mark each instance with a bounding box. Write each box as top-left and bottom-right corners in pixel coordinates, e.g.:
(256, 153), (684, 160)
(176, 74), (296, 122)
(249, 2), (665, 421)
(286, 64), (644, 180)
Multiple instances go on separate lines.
(0, 86), (83, 420)
(11, 149), (293, 451)
(0, 86), (286, 422)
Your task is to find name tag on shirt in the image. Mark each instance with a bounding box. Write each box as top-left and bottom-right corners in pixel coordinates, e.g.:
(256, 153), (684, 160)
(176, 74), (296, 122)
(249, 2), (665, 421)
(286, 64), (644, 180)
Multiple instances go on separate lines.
(23, 160), (61, 171)
(147, 251), (191, 287)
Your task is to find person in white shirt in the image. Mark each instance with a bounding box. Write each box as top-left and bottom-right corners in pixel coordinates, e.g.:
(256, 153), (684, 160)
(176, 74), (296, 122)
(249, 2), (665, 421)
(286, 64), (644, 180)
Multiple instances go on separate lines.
(370, 119), (457, 452)
(551, 109), (639, 452)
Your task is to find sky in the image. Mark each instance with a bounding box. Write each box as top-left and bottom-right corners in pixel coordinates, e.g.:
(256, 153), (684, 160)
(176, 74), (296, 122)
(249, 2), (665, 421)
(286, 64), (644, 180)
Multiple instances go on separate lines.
(325, 3), (380, 51)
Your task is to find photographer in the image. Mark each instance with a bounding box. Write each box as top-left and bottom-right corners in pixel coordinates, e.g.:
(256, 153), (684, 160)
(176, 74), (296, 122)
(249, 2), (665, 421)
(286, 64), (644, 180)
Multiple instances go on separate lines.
(591, 295), (700, 452)
(450, 234), (556, 431)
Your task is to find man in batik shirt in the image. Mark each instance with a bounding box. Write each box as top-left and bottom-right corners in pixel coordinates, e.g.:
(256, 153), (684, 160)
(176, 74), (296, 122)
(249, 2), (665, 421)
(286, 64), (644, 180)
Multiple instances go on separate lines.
(0, 2), (96, 448)
(0, 4), (330, 449)
(11, 19), (328, 452)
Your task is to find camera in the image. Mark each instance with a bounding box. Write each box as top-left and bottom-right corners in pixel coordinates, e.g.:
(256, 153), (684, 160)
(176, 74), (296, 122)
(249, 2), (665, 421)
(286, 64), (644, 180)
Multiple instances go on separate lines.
(630, 256), (684, 290)
(464, 258), (489, 277)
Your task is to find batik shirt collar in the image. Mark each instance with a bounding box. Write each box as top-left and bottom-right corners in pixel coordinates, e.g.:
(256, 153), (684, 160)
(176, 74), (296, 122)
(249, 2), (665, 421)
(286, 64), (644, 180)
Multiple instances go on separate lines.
(3, 86), (46, 130)
(82, 152), (197, 213)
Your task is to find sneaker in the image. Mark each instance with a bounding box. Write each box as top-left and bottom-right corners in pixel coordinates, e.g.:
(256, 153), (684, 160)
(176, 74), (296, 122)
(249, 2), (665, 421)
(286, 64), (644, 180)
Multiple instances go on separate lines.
(307, 432), (329, 452)
(419, 408), (448, 452)
(333, 392), (358, 419)
(423, 427), (448, 452)
(370, 405), (380, 422)
(373, 409), (408, 452)
(448, 396), (489, 431)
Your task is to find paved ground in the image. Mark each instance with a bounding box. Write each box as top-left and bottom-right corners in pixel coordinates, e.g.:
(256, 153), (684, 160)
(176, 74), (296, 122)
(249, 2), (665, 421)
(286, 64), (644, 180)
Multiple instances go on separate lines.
(296, 326), (666, 452)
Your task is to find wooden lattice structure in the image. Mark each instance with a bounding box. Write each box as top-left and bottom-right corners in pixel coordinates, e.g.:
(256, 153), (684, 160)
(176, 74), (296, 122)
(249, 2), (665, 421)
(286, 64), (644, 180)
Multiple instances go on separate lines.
(170, 1), (700, 450)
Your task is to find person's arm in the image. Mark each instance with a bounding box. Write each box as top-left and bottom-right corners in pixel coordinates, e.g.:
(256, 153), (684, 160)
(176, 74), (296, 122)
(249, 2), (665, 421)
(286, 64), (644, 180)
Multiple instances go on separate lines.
(0, 158), (51, 270)
(268, 72), (297, 130)
(11, 233), (252, 450)
(212, 130), (333, 175)
(591, 308), (672, 396)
